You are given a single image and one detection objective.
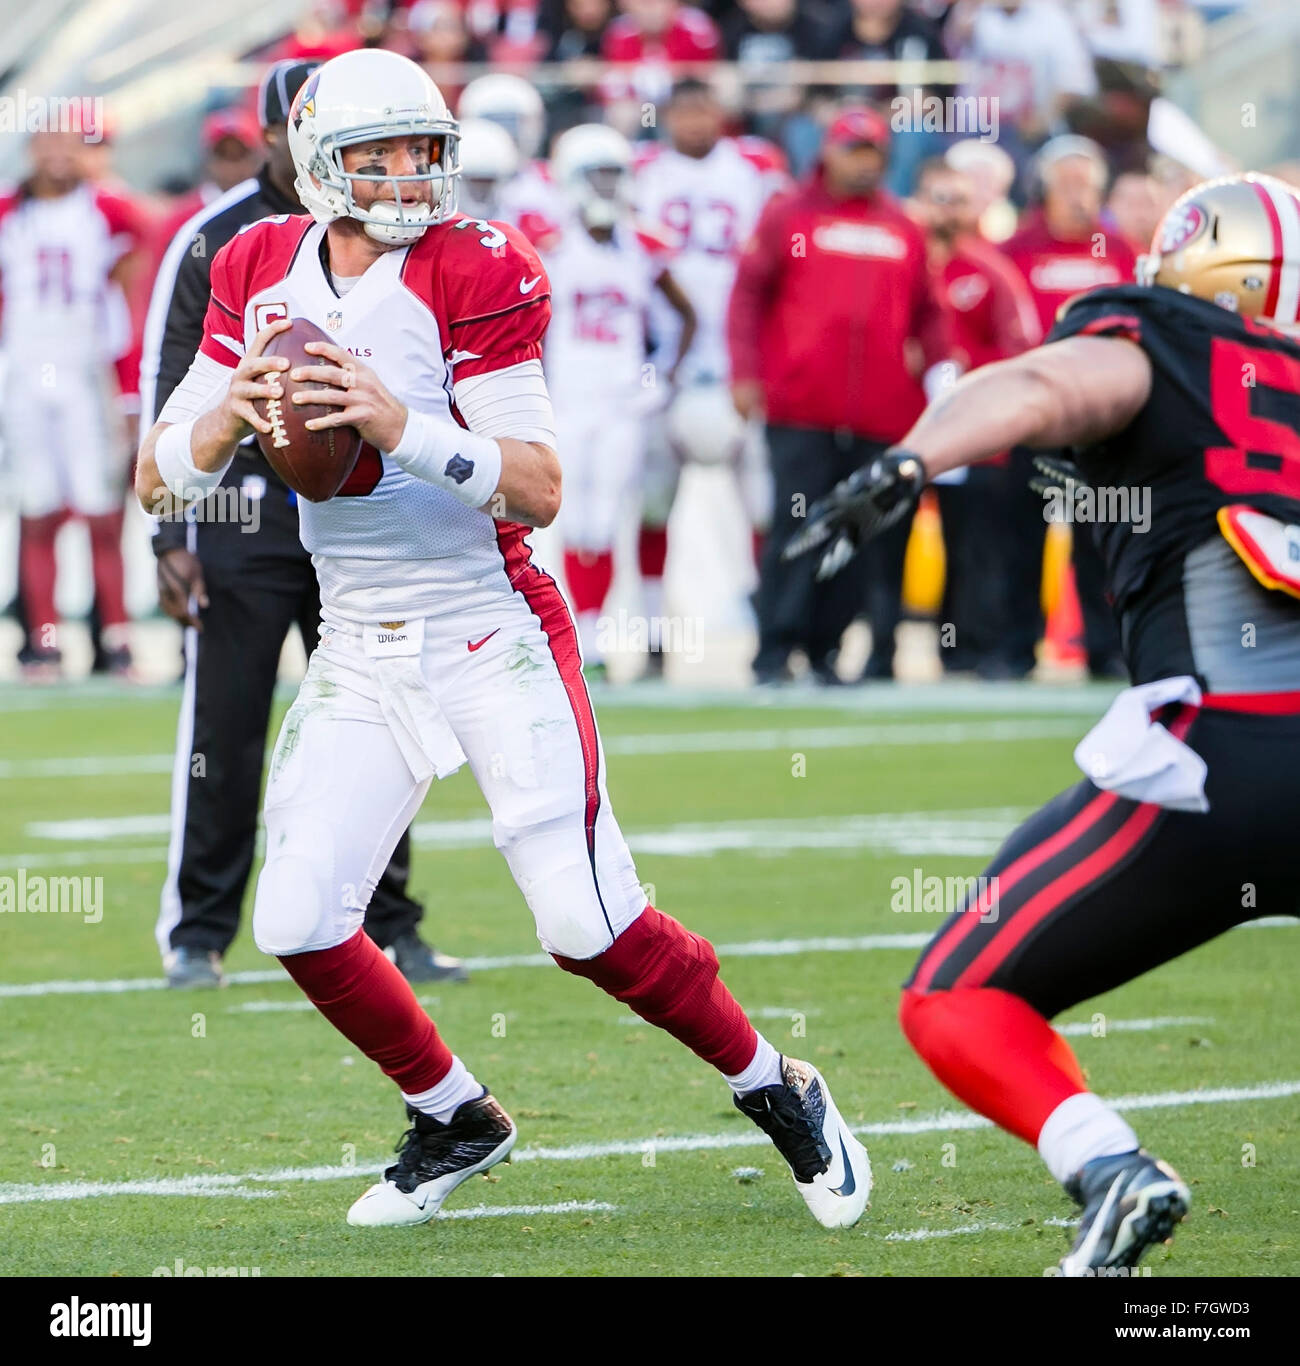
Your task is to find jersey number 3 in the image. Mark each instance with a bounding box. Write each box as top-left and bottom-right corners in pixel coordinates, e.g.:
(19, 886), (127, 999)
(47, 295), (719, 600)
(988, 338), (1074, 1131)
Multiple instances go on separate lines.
(1207, 336), (1300, 499)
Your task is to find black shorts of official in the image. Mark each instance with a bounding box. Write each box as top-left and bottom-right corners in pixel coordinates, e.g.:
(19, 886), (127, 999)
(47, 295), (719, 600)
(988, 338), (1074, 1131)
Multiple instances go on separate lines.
(905, 703), (1300, 1019)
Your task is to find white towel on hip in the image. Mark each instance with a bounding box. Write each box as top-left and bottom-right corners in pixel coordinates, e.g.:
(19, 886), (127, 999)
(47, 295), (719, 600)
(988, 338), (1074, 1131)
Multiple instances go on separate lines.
(1073, 675), (1209, 813)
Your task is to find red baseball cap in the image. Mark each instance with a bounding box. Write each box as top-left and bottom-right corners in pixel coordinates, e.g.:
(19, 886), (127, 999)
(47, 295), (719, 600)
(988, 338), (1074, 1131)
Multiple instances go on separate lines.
(825, 107), (891, 151)
(202, 108), (261, 152)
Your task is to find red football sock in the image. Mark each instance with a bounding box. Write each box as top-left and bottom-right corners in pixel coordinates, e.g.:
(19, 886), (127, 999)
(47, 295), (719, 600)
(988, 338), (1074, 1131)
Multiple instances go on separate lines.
(637, 525), (668, 579)
(899, 986), (1087, 1145)
(553, 906), (757, 1075)
(278, 928), (454, 1094)
(563, 548), (614, 616)
(19, 512), (62, 652)
(86, 511), (128, 628)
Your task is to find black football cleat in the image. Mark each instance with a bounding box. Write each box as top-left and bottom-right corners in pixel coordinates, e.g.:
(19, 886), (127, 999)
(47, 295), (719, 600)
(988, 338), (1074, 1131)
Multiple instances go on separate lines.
(1060, 1149), (1190, 1275)
(346, 1091), (516, 1226)
(165, 947), (226, 989)
(387, 930), (469, 983)
(734, 1057), (871, 1228)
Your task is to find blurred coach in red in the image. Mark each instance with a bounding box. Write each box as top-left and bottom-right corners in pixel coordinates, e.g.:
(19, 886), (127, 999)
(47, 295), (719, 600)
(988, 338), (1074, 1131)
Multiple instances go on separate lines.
(728, 107), (952, 684)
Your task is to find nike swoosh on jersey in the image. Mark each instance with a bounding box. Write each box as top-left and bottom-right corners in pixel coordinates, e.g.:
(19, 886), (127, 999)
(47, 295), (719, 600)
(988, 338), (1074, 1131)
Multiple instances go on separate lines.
(519, 275), (542, 294)
(447, 348), (482, 365)
(467, 629), (500, 652)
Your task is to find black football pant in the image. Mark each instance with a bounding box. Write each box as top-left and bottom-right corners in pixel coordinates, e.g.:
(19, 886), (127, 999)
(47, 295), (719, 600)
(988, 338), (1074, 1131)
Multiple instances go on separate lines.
(935, 467), (1011, 673)
(754, 427), (907, 674)
(905, 703), (1300, 1018)
(159, 489), (424, 958)
(1002, 448), (1121, 676)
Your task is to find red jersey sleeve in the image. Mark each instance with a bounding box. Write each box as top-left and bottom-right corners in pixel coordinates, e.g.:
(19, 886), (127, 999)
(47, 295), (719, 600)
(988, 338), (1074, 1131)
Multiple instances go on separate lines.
(93, 188), (147, 264)
(196, 216), (312, 369)
(411, 218), (552, 382)
(198, 231), (251, 368)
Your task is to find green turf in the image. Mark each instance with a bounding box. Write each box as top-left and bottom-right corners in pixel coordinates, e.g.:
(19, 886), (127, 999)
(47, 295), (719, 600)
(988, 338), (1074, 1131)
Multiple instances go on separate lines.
(1, 683), (1296, 1277)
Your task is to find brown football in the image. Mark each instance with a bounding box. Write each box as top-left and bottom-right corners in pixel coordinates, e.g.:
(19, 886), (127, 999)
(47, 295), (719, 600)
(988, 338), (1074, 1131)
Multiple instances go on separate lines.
(253, 317), (362, 502)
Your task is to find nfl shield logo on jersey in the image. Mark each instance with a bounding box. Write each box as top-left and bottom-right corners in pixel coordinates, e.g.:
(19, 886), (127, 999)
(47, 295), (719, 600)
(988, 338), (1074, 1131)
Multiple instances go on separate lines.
(326, 310), (343, 331)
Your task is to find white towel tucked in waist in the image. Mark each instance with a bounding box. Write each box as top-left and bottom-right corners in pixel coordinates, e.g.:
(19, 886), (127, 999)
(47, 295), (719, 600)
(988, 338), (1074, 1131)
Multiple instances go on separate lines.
(1073, 675), (1208, 813)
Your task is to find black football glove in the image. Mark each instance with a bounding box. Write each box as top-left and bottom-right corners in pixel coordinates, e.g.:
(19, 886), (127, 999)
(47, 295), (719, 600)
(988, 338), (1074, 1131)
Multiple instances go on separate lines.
(1028, 453), (1089, 512)
(783, 447), (927, 581)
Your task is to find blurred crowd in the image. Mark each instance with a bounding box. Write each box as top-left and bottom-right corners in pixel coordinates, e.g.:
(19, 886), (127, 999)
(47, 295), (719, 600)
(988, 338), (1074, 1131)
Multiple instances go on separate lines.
(0, 0), (1280, 684)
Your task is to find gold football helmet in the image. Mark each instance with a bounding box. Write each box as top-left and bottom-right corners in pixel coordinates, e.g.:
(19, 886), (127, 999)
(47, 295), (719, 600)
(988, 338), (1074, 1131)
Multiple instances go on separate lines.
(1137, 172), (1300, 329)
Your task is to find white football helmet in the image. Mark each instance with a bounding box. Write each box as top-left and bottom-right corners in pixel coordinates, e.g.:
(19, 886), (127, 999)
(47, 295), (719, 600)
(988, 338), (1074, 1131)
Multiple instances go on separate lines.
(287, 48), (460, 247)
(552, 124), (632, 231)
(667, 384), (749, 467)
(457, 117), (520, 221)
(458, 74), (545, 161)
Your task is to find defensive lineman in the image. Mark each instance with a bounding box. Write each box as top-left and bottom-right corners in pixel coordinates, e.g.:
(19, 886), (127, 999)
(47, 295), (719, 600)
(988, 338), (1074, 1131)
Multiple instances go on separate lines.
(791, 172), (1300, 1273)
(134, 49), (869, 1229)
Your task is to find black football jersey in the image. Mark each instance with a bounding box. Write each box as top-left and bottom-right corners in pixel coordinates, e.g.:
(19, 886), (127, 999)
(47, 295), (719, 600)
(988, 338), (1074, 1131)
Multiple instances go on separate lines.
(1045, 283), (1300, 687)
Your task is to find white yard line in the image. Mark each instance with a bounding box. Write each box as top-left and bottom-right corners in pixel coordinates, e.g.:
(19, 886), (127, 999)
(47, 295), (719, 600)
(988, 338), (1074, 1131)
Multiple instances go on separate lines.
(0, 679), (1120, 718)
(2, 921), (1293, 1001)
(0, 1080), (1293, 1206)
(4, 719), (1082, 787)
(21, 809), (1033, 860)
(881, 1217), (1076, 1243)
(1056, 1016), (1214, 1037)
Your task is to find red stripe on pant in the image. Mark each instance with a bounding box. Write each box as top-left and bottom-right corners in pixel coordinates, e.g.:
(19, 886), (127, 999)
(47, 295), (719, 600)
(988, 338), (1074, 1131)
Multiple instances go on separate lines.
(497, 523), (603, 873)
(953, 704), (1195, 990)
(911, 788), (1119, 993)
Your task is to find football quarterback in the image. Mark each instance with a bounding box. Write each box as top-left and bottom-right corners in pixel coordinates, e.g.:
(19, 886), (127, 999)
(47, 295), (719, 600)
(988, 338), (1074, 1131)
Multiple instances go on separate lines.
(135, 48), (869, 1231)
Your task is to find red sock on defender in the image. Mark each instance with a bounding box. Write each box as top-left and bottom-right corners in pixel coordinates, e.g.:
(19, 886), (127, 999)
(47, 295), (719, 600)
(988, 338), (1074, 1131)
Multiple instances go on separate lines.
(899, 985), (1087, 1145)
(563, 548), (614, 616)
(86, 511), (128, 629)
(279, 928), (454, 1095)
(638, 526), (668, 580)
(554, 906), (757, 1075)
(19, 512), (62, 650)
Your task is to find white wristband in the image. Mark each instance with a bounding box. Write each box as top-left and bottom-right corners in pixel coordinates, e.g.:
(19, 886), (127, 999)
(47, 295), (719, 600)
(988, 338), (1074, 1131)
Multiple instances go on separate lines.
(390, 408), (502, 509)
(154, 418), (233, 501)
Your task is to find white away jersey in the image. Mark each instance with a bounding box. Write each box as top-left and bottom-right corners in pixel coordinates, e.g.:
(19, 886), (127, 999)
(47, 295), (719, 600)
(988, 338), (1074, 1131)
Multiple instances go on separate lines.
(0, 181), (143, 365)
(634, 137), (787, 383)
(496, 161), (571, 236)
(197, 212), (551, 622)
(533, 219), (671, 401)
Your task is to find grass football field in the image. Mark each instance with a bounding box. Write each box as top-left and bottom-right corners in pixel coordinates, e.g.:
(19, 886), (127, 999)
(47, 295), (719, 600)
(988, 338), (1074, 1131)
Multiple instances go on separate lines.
(1, 680), (1296, 1278)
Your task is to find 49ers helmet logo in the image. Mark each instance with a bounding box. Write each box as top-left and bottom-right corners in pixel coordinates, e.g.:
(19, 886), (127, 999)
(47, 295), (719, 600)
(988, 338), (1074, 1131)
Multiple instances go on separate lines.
(1158, 202), (1206, 255)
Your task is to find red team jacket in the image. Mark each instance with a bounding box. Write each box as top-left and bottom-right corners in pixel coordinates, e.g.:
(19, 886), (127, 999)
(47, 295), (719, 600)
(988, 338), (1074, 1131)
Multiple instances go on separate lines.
(726, 169), (952, 440)
(940, 234), (1041, 370)
(1000, 208), (1139, 339)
